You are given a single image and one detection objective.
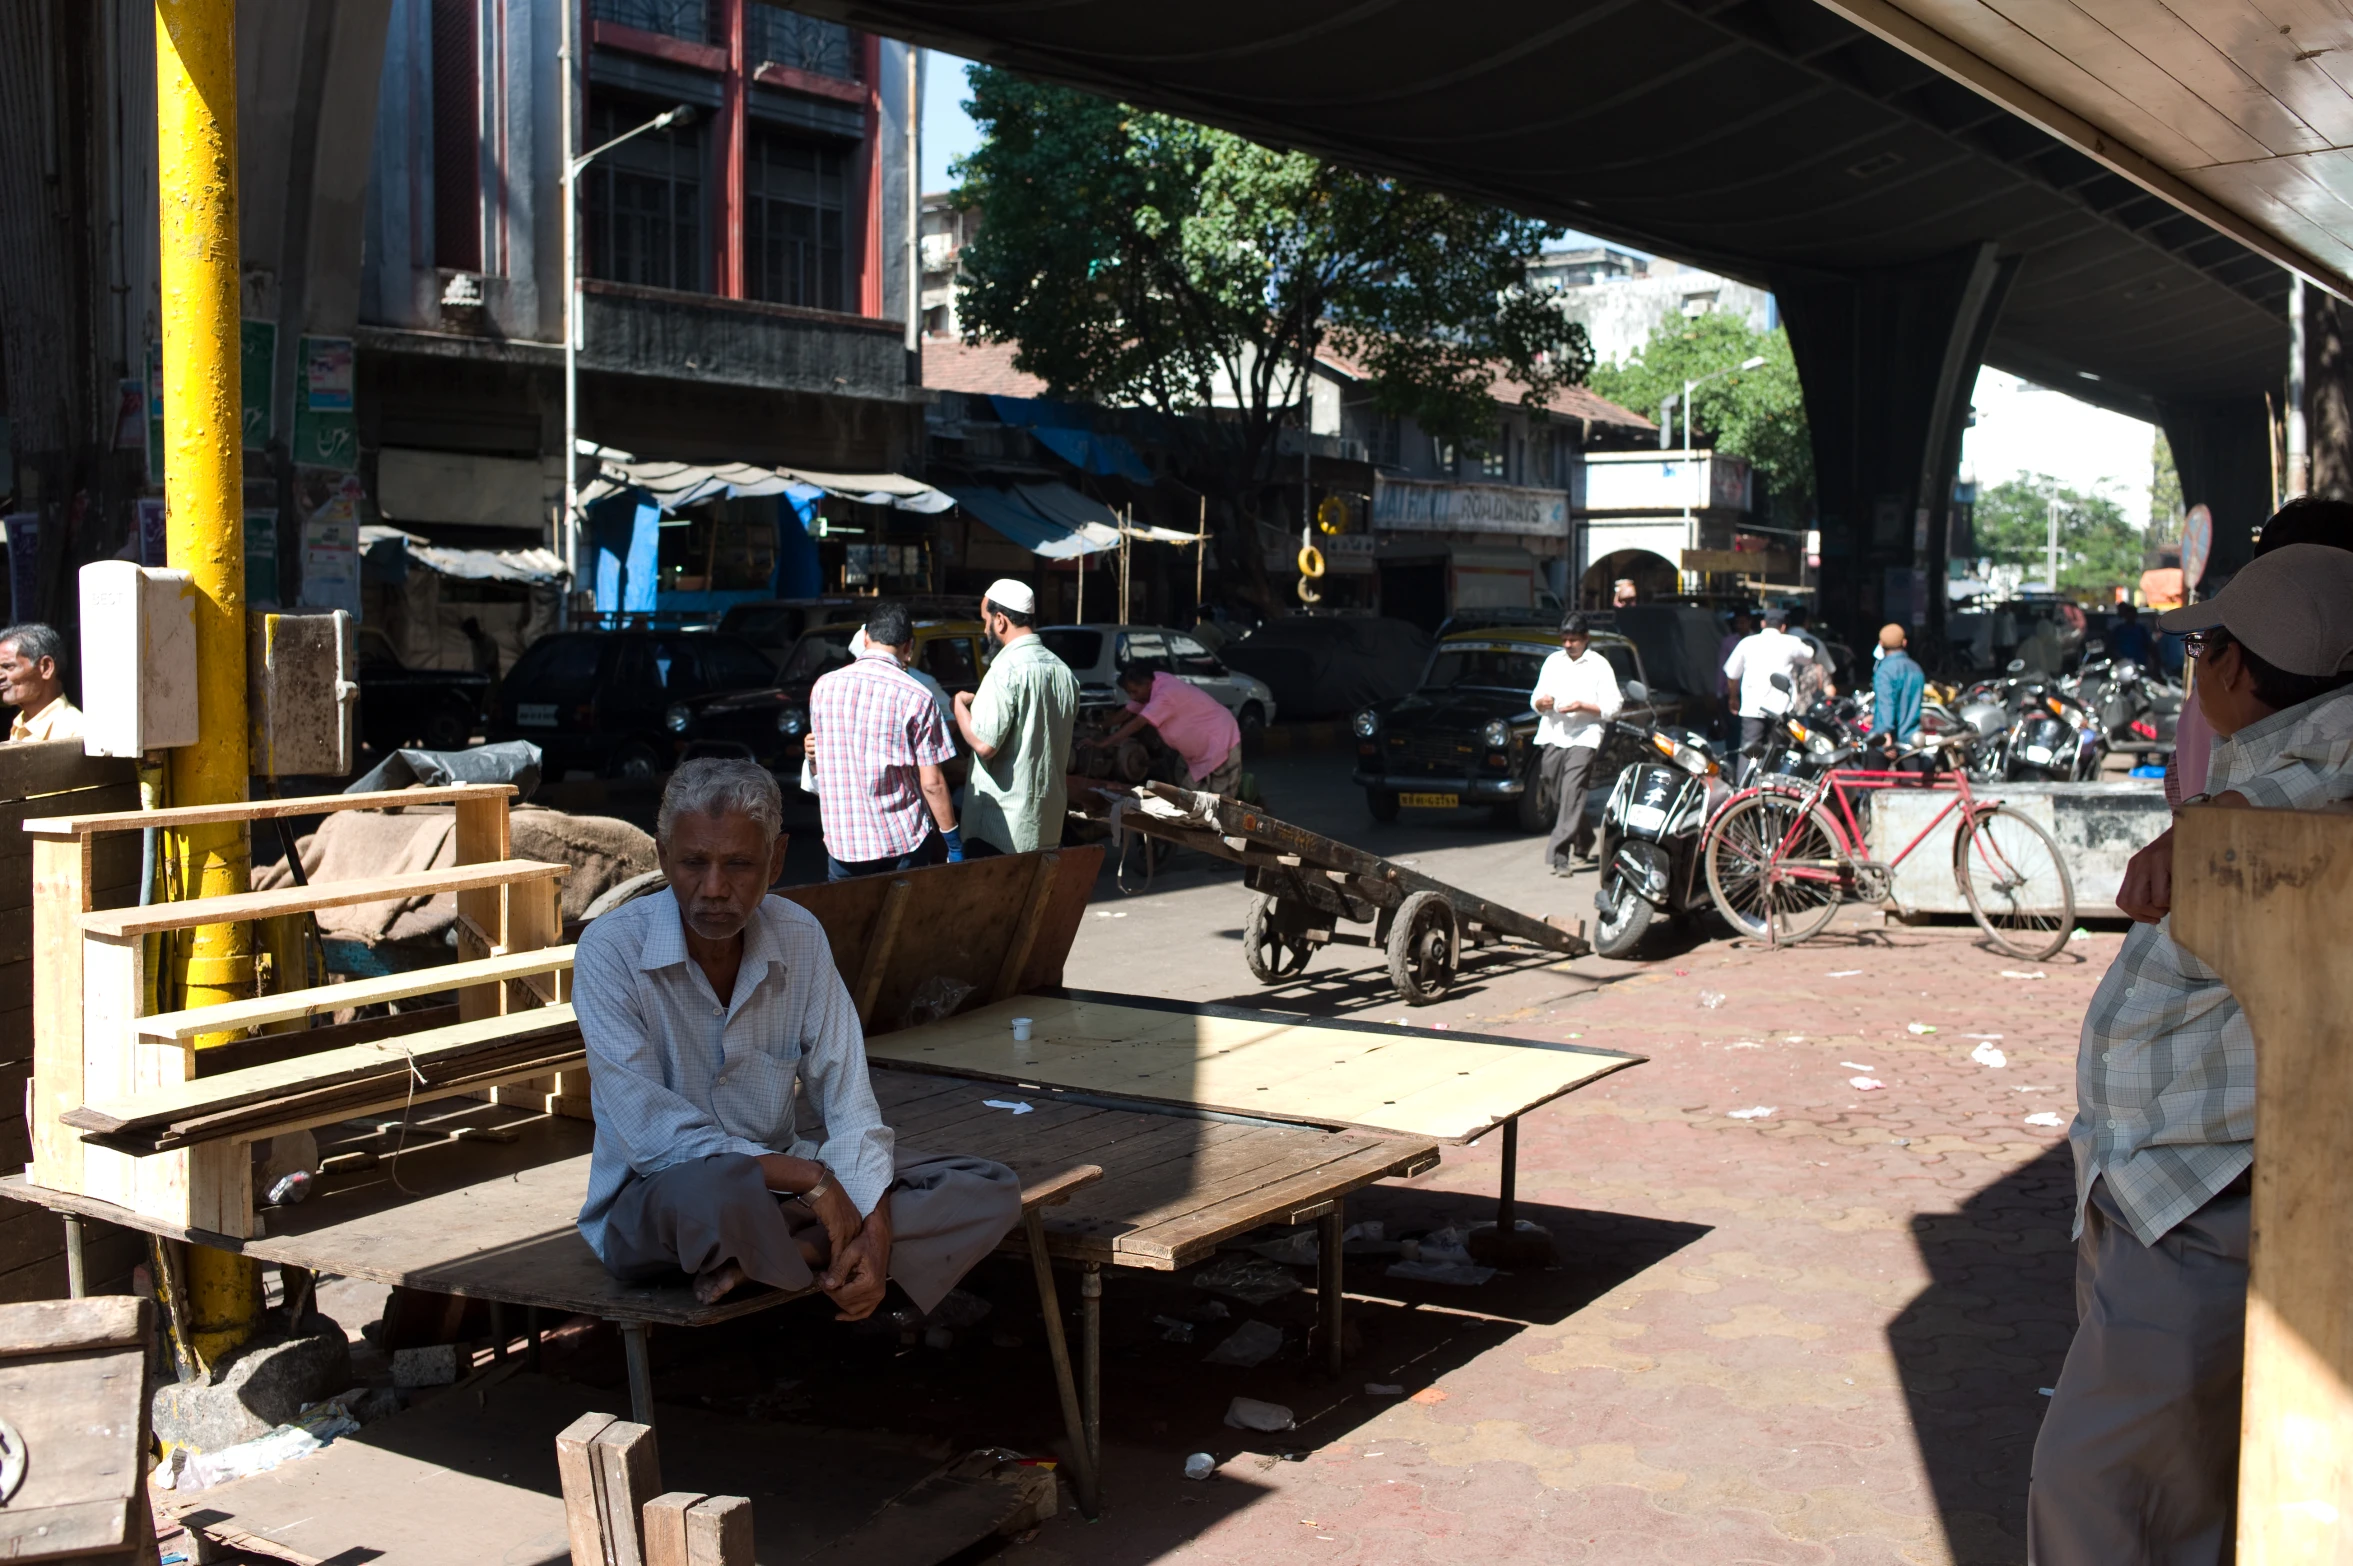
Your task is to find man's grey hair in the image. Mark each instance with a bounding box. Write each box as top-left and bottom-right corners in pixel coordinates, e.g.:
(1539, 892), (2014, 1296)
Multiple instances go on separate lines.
(657, 758), (783, 847)
(0, 624), (65, 667)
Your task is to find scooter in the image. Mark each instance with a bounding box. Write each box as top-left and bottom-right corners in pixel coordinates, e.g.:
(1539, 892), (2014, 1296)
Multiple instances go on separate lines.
(1592, 718), (1731, 959)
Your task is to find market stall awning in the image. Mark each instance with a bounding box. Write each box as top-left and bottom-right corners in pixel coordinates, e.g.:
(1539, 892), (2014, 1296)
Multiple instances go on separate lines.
(360, 525), (569, 585)
(945, 488), (1118, 559)
(579, 459), (953, 514)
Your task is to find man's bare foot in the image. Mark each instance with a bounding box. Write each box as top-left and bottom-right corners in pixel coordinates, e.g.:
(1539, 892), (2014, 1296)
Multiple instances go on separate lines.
(693, 1261), (746, 1304)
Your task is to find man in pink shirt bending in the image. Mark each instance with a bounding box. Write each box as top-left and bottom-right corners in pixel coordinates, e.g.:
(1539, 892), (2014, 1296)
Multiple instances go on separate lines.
(1091, 663), (1245, 795)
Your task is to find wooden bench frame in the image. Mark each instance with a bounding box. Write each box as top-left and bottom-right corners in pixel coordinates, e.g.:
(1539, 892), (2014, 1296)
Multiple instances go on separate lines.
(27, 784), (575, 1238)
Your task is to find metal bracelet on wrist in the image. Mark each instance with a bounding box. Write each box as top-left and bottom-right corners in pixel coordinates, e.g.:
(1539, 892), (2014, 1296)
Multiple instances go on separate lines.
(799, 1169), (834, 1208)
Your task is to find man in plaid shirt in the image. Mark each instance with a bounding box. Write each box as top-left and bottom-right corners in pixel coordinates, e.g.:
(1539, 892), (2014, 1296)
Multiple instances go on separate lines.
(807, 601), (963, 880)
(2032, 542), (2353, 1564)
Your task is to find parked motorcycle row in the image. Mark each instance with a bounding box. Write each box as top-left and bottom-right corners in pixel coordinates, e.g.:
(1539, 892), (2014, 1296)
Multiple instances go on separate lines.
(1586, 641), (2177, 959)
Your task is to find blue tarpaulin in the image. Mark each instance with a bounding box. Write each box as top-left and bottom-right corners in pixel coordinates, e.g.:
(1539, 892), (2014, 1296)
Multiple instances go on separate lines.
(587, 488), (660, 614)
(988, 396), (1155, 484)
(946, 487), (1117, 559)
(771, 490), (824, 597)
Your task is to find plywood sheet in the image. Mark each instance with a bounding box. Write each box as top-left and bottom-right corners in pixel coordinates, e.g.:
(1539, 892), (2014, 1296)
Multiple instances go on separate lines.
(866, 994), (1642, 1142)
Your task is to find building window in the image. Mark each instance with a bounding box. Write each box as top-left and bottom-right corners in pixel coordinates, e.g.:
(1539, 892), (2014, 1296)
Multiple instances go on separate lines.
(1680, 290), (1718, 316)
(1480, 437), (1507, 480)
(430, 0), (481, 272)
(584, 95), (707, 292)
(1372, 413), (1401, 468)
(589, 0), (715, 43)
(747, 4), (859, 79)
(745, 132), (845, 312)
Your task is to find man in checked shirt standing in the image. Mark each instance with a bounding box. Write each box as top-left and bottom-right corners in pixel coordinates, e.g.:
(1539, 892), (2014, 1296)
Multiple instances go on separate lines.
(2031, 543), (2353, 1563)
(807, 601), (965, 880)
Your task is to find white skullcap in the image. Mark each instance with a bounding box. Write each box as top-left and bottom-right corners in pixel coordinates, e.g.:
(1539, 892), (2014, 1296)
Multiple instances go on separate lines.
(984, 577), (1036, 615)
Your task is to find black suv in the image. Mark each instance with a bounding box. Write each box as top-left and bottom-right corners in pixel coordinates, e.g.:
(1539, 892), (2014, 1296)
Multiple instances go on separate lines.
(357, 628), (491, 754)
(489, 630), (786, 780)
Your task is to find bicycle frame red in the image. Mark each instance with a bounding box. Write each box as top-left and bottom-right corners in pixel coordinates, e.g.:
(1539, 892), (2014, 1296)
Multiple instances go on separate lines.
(1728, 766), (1986, 886)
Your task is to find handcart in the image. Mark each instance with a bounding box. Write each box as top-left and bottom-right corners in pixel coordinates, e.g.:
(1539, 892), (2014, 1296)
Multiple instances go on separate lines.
(1108, 783), (1590, 1004)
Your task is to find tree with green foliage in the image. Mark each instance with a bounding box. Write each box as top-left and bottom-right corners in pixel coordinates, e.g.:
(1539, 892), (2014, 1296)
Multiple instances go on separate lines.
(1584, 312), (1813, 522)
(1970, 474), (2144, 595)
(949, 65), (1590, 603)
(2149, 431), (2183, 547)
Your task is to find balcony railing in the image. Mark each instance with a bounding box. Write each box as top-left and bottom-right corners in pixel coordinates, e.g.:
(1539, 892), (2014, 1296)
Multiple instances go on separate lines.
(747, 4), (857, 80)
(588, 0), (714, 44)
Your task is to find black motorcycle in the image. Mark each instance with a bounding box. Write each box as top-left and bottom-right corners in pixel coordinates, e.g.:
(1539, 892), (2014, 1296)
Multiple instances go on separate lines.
(1592, 722), (1730, 958)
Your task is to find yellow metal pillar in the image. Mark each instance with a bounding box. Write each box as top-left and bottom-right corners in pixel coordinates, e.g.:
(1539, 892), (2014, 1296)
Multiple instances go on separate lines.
(156, 0), (258, 1367)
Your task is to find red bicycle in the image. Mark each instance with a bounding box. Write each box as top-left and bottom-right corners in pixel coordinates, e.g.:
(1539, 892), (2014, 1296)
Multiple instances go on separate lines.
(1700, 738), (2076, 958)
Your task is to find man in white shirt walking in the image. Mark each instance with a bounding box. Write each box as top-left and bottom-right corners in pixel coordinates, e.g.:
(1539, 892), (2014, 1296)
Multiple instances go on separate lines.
(1531, 613), (1622, 874)
(1722, 606), (1815, 760)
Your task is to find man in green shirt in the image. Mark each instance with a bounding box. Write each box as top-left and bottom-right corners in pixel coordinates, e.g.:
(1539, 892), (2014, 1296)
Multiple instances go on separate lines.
(952, 578), (1078, 855)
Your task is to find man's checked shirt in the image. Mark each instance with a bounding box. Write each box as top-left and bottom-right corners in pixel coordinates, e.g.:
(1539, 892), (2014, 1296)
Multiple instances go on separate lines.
(573, 890), (896, 1262)
(809, 649), (955, 863)
(2073, 685), (2353, 1244)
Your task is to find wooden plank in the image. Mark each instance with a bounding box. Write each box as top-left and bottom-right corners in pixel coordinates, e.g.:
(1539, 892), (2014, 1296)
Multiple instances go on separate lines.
(592, 1419), (661, 1566)
(2172, 805), (2353, 1562)
(869, 994), (1641, 1142)
(82, 858), (567, 939)
(556, 1411), (618, 1566)
(851, 877), (911, 1026)
(0, 740), (136, 804)
(989, 853), (1059, 1003)
(1117, 1136), (1429, 1263)
(28, 835), (90, 1194)
(684, 1495), (753, 1566)
(0, 1295), (145, 1356)
(644, 1491), (704, 1566)
(454, 794), (512, 1026)
(137, 949), (577, 1042)
(22, 782), (517, 838)
(67, 1007), (583, 1136)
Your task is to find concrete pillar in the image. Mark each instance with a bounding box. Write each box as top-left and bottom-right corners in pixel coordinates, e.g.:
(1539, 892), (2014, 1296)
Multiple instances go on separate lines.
(2158, 397), (2273, 586)
(1773, 243), (2014, 653)
(2302, 286), (2353, 505)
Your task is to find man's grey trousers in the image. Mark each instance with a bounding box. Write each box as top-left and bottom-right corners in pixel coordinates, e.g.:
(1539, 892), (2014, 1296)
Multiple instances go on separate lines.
(599, 1148), (1022, 1315)
(2028, 1171), (2251, 1565)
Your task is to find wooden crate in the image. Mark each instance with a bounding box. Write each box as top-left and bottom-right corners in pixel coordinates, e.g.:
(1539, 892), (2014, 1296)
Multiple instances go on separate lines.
(27, 783), (569, 1239)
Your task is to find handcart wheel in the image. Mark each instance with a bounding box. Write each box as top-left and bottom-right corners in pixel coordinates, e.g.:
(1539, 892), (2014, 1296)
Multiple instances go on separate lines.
(1386, 890), (1458, 1005)
(1242, 894), (1319, 983)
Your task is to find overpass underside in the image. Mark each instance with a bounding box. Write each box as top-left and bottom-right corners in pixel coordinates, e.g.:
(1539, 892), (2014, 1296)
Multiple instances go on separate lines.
(808, 0), (2297, 625)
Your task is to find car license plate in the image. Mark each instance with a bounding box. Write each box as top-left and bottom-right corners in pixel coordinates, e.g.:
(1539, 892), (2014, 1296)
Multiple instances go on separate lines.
(517, 703), (558, 728)
(1399, 791), (1459, 809)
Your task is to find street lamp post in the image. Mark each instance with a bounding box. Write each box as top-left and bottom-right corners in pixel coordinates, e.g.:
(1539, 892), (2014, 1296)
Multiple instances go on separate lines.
(1675, 355), (1768, 548)
(561, 95), (696, 609)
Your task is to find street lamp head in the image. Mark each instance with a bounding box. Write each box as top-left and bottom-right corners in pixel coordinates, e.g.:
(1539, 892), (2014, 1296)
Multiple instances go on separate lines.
(1739, 355), (1766, 370)
(656, 104), (698, 130)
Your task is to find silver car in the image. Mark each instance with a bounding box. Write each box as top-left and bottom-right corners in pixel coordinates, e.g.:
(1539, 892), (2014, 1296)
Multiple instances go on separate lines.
(1038, 624), (1278, 743)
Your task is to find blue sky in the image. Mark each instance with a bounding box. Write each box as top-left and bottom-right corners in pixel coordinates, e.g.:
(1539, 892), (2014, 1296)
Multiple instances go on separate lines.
(921, 52), (982, 194)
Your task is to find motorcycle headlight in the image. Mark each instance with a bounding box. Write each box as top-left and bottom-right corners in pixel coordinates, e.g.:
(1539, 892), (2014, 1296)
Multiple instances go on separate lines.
(664, 703), (692, 734)
(1808, 733), (1835, 755)
(777, 708), (807, 737)
(1352, 709), (1380, 739)
(1481, 719), (1512, 749)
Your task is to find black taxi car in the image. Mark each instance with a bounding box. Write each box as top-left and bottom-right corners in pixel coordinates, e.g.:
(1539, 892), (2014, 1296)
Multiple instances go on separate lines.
(1349, 624), (1679, 830)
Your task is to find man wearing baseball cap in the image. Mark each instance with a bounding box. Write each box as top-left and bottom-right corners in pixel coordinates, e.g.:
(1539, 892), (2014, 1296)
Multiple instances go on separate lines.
(952, 578), (1078, 855)
(2034, 541), (2353, 1563)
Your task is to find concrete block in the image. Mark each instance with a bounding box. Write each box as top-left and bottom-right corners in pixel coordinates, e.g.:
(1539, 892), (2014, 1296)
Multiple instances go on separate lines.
(391, 1342), (459, 1388)
(1869, 777), (2165, 916)
(151, 1320), (354, 1454)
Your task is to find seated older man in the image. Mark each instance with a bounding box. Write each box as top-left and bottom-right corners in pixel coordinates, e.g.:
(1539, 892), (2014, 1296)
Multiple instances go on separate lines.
(574, 758), (1021, 1316)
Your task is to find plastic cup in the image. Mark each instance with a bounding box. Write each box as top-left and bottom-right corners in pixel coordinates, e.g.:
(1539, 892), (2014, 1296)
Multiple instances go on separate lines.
(1011, 1017), (1033, 1042)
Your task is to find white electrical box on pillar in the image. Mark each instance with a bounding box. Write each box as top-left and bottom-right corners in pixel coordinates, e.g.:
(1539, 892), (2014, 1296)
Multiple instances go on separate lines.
(77, 561), (201, 756)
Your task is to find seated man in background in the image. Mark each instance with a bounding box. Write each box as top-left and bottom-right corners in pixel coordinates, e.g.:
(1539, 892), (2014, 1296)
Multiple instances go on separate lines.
(1091, 661), (1244, 796)
(573, 759), (1021, 1315)
(0, 623), (83, 743)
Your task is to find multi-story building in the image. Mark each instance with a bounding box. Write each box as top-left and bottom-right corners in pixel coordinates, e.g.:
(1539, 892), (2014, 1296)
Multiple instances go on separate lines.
(919, 192), (979, 341)
(1538, 257), (1778, 371)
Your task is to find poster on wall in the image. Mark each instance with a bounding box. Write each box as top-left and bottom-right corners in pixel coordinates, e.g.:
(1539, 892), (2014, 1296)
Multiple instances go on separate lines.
(145, 321), (279, 480)
(136, 497), (167, 569)
(296, 473), (364, 616)
(245, 509), (279, 610)
(294, 336), (357, 471)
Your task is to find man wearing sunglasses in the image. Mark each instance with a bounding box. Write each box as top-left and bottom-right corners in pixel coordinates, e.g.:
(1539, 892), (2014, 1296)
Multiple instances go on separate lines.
(2033, 543), (2353, 1564)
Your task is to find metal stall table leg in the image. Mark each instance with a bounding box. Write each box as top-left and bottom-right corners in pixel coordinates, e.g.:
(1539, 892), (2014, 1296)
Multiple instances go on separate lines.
(1080, 1264), (1102, 1490)
(1022, 1212), (1098, 1518)
(1318, 1201), (1346, 1376)
(1470, 1116), (1557, 1268)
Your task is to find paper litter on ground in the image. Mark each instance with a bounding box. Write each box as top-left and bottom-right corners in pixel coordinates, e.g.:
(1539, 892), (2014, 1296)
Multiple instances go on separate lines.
(1849, 1077), (1884, 1091)
(1190, 1253), (1304, 1305)
(2024, 1112), (2066, 1127)
(2002, 970), (2047, 979)
(1224, 1396), (1296, 1432)
(1203, 1320), (1286, 1368)
(1826, 970), (1863, 977)
(1907, 1023), (1937, 1034)
(982, 1099), (1034, 1114)
(1726, 1106), (1776, 1120)
(1970, 1041), (2009, 1069)
(1841, 1062), (1875, 1071)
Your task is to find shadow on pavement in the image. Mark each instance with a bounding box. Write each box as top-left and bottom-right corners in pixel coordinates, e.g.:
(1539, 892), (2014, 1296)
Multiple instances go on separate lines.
(1890, 1142), (2077, 1565)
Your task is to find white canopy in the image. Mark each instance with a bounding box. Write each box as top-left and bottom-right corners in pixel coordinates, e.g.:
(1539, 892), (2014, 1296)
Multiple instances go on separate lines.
(579, 459), (954, 515)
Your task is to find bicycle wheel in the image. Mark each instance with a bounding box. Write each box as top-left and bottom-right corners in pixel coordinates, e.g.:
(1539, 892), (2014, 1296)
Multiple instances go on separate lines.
(1704, 791), (1850, 946)
(1953, 804), (2075, 960)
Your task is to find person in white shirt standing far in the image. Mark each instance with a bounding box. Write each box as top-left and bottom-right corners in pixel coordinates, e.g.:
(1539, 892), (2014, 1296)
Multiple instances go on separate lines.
(1722, 605), (1815, 765)
(1531, 613), (1623, 875)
